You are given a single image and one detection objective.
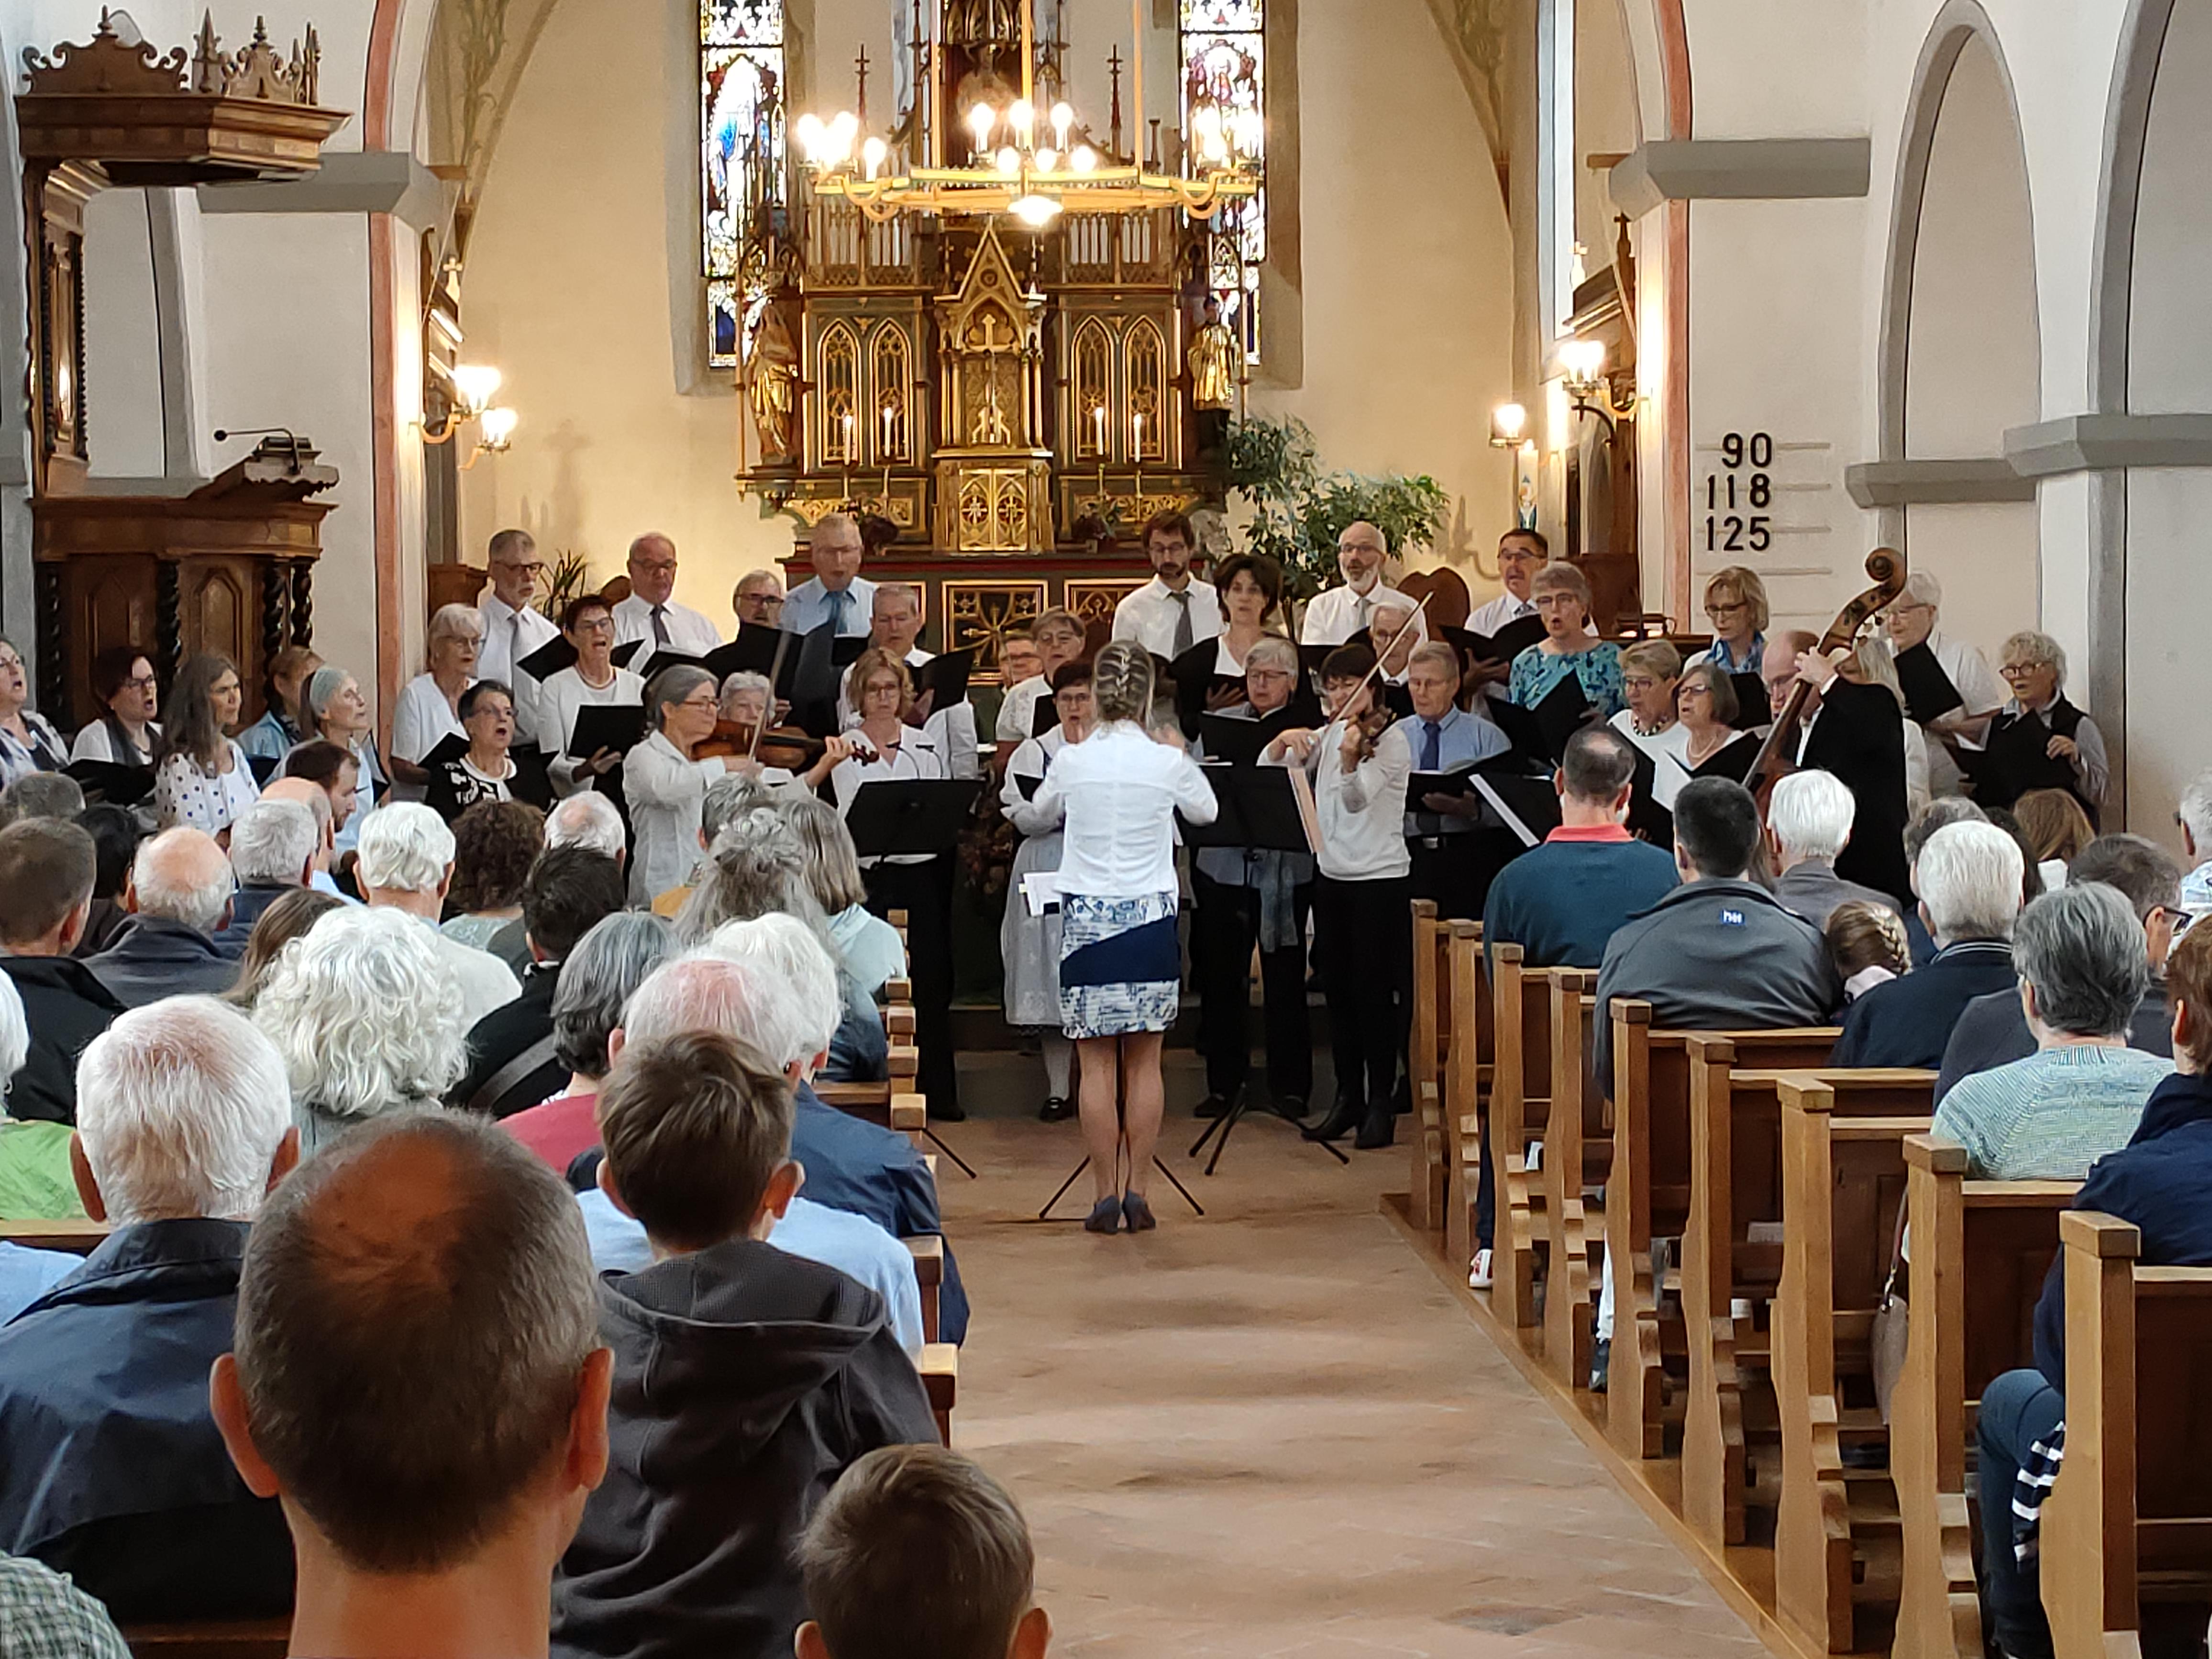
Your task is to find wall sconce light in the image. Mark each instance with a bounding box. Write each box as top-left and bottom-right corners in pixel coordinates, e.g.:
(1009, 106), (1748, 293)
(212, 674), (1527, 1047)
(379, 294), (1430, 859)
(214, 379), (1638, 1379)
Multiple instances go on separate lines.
(1559, 337), (1634, 435)
(420, 362), (518, 467)
(1490, 402), (1527, 448)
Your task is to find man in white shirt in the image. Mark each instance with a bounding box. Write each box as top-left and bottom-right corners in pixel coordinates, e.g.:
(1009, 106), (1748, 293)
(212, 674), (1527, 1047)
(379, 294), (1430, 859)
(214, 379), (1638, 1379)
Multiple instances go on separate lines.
(355, 804), (521, 1025)
(1299, 520), (1426, 647)
(612, 533), (722, 656)
(780, 512), (878, 638)
(476, 529), (561, 739)
(1882, 570), (2007, 796)
(837, 583), (982, 780)
(1112, 509), (1219, 659)
(1466, 527), (1549, 639)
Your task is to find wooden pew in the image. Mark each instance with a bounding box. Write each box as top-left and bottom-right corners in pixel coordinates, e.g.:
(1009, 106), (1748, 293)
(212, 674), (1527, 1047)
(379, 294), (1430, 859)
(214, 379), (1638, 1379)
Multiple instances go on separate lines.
(1605, 1004), (1840, 1460)
(1407, 899), (1448, 1232)
(2041, 1211), (2212, 1659)
(121, 1620), (290, 1659)
(1681, 1056), (1934, 1548)
(1891, 1135), (2074, 1659)
(1442, 922), (1490, 1275)
(0, 1217), (106, 1252)
(1487, 943), (1557, 1329)
(1772, 1072), (1935, 1656)
(1541, 969), (1603, 1388)
(920, 1342), (960, 1446)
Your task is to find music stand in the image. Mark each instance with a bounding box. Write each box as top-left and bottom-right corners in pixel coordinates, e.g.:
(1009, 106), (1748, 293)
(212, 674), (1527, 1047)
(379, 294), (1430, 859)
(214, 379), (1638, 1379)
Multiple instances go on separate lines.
(1178, 765), (1350, 1175)
(1037, 1100), (1207, 1220)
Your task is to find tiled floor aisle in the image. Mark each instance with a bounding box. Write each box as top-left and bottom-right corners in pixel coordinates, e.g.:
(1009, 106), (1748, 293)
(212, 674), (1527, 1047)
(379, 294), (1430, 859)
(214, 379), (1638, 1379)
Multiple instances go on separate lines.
(935, 1111), (1770, 1659)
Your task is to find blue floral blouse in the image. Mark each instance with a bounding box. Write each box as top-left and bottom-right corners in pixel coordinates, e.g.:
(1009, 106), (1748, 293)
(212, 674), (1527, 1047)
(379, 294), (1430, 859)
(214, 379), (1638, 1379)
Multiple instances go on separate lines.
(1508, 641), (1627, 718)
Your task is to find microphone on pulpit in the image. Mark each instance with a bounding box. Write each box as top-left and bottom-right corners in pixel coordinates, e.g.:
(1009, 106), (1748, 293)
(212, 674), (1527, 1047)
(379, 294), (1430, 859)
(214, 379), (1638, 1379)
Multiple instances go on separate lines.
(213, 427), (306, 473)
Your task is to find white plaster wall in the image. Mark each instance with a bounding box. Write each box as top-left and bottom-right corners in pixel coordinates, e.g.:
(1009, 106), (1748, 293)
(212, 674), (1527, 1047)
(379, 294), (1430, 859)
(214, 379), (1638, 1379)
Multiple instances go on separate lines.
(1575, 0), (1638, 262)
(2124, 470), (2212, 848)
(80, 189), (167, 479)
(2128, 0), (2212, 414)
(1679, 0), (1867, 139)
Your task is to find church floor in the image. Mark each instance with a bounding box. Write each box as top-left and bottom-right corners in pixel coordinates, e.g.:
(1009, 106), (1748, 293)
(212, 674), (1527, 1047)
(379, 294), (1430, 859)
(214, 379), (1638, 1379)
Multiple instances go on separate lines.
(935, 1102), (1770, 1659)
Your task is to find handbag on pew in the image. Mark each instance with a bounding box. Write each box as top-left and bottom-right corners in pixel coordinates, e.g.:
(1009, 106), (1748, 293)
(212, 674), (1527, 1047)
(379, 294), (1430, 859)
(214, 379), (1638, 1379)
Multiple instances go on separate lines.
(1870, 1199), (1911, 1424)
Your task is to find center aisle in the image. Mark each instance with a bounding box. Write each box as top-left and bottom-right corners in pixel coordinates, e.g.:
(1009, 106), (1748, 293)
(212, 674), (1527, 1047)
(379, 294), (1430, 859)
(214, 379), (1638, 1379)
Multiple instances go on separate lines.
(936, 1115), (1769, 1659)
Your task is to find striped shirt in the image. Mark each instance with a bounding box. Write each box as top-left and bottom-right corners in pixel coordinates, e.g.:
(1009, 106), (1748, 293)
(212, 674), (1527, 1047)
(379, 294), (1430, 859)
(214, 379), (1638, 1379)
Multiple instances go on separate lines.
(1930, 1043), (2175, 1179)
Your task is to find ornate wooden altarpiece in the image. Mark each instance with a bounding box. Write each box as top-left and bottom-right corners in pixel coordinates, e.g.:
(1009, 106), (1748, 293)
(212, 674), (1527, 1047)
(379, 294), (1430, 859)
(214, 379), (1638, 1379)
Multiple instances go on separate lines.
(741, 0), (1228, 672)
(16, 12), (349, 725)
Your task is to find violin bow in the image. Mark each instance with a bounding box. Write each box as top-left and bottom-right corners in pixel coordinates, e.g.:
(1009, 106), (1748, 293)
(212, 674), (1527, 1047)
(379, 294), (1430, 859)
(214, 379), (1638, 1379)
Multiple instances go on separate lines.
(748, 630), (797, 766)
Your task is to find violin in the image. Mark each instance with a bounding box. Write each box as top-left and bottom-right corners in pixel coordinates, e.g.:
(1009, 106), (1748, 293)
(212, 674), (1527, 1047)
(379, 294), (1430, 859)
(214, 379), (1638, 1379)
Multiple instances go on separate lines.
(695, 717), (828, 771)
(1340, 588), (1436, 763)
(1743, 546), (1907, 801)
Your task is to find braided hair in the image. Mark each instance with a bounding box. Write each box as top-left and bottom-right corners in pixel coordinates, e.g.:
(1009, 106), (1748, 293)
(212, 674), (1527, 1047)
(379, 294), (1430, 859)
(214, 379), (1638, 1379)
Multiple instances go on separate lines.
(1089, 641), (1155, 727)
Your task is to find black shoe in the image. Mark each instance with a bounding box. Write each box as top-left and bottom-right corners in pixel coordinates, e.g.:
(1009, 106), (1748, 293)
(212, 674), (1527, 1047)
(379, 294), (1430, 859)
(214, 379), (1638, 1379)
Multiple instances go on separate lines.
(1038, 1095), (1075, 1123)
(1589, 1338), (1610, 1394)
(1084, 1196), (1122, 1234)
(1355, 1105), (1394, 1150)
(1121, 1192), (1158, 1232)
(1194, 1088), (1242, 1120)
(1304, 1094), (1363, 1143)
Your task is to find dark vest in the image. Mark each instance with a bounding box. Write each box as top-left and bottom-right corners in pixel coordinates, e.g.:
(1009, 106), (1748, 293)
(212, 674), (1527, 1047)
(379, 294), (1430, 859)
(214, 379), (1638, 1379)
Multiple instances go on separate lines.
(1982, 697), (2098, 829)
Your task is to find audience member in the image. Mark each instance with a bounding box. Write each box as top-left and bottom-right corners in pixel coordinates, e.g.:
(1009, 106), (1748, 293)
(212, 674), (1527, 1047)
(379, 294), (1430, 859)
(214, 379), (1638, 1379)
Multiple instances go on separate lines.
(1831, 820), (2022, 1067)
(2015, 786), (2095, 889)
(0, 998), (298, 1621)
(0, 771), (84, 830)
(796, 1445), (1051, 1659)
(782, 792), (906, 995)
(85, 827), (239, 1006)
(276, 739), (364, 883)
(1900, 797), (1991, 963)
(210, 1113), (612, 1659)
(0, 1552), (133, 1657)
(357, 803), (522, 1022)
(1937, 832), (2181, 1096)
(554, 1029), (936, 1659)
(255, 774), (343, 884)
(70, 801), (142, 957)
(151, 654), (258, 838)
(0, 973), (85, 1267)
(454, 848), (627, 1118)
(236, 643), (321, 762)
(1931, 882), (2173, 1178)
(304, 667), (387, 854)
(1972, 918), (2212, 1659)
(1767, 769), (1902, 929)
(222, 886), (343, 1009)
(1826, 899), (1911, 1002)
(503, 912), (676, 1172)
(2179, 768), (2212, 919)
(0, 820), (123, 1123)
(490, 791), (630, 972)
(254, 905), (469, 1154)
(215, 798), (320, 955)
(442, 799), (545, 951)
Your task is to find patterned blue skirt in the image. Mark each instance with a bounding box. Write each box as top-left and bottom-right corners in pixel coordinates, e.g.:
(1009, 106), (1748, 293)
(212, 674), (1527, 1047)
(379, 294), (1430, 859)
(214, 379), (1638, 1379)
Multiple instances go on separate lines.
(1058, 891), (1182, 1038)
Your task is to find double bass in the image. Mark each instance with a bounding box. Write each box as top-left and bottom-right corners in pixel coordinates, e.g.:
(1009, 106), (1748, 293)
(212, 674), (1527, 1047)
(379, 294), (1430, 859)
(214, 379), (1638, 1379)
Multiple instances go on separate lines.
(1742, 546), (1908, 803)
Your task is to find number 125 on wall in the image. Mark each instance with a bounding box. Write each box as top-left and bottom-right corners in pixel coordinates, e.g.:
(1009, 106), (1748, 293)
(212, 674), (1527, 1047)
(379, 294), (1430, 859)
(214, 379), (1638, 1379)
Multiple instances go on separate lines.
(1706, 430), (1773, 553)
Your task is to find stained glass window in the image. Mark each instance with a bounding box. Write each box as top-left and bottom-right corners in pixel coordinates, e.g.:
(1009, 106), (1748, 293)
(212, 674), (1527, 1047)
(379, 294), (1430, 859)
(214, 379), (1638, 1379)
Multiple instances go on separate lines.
(1180, 0), (1264, 360)
(703, 0), (786, 369)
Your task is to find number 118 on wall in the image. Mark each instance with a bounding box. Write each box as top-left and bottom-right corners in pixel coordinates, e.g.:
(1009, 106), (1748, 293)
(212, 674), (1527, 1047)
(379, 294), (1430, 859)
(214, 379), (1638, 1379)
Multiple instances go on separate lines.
(1706, 431), (1773, 554)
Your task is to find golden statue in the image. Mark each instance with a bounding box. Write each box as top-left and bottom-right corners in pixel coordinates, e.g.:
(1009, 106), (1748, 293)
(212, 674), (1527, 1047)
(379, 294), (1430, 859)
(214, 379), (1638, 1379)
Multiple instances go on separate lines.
(1188, 295), (1236, 411)
(744, 303), (799, 462)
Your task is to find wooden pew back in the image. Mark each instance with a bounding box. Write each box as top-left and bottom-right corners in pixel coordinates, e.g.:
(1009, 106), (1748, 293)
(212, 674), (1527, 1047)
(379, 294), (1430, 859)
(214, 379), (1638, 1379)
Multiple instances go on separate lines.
(2042, 1212), (2212, 1659)
(1408, 900), (1448, 1231)
(1442, 923), (1488, 1272)
(120, 1619), (290, 1658)
(1541, 969), (1603, 1387)
(0, 1217), (107, 1253)
(1489, 943), (1558, 1328)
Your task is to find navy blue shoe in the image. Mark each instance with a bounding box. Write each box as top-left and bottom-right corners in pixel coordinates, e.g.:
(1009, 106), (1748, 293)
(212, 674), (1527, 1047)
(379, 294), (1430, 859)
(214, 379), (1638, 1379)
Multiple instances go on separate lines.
(1084, 1196), (1122, 1234)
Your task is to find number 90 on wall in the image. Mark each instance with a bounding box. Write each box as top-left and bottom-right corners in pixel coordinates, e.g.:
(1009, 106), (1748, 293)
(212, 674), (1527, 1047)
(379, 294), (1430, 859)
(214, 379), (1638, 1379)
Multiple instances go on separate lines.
(1706, 431), (1773, 554)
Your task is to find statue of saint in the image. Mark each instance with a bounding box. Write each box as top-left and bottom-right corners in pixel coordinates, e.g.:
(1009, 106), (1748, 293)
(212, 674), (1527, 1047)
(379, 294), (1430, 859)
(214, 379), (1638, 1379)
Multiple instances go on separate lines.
(1188, 295), (1237, 411)
(745, 303), (799, 463)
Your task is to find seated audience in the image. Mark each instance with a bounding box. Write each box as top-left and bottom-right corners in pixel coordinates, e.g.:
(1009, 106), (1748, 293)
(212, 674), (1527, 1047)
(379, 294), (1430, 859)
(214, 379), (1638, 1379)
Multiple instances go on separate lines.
(0, 998), (298, 1621)
(215, 798), (321, 955)
(1931, 881), (2173, 1178)
(650, 771), (777, 918)
(554, 1029), (937, 1659)
(1831, 820), (2023, 1068)
(0, 1551), (133, 1657)
(254, 905), (469, 1153)
(781, 792), (907, 995)
(0, 820), (123, 1123)
(151, 653), (258, 838)
(1972, 919), (2212, 1659)
(1826, 899), (1911, 1002)
(0, 974), (86, 1272)
(71, 803), (143, 958)
(0, 771), (84, 829)
(210, 1113), (613, 1659)
(2015, 785), (2095, 890)
(503, 911), (676, 1173)
(222, 886), (343, 1009)
(442, 798), (545, 951)
(86, 826), (240, 1006)
(1766, 769), (1902, 929)
(1900, 797), (1991, 964)
(357, 802), (522, 1022)
(796, 1445), (1050, 1659)
(1937, 832), (2181, 1097)
(236, 643), (321, 763)
(2180, 767), (2212, 919)
(491, 791), (629, 973)
(453, 847), (627, 1117)
(276, 738), (365, 886)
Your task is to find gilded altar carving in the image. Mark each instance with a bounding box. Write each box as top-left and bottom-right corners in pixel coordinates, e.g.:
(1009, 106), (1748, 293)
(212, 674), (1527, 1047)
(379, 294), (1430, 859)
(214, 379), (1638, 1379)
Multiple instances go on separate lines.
(942, 581), (1048, 675)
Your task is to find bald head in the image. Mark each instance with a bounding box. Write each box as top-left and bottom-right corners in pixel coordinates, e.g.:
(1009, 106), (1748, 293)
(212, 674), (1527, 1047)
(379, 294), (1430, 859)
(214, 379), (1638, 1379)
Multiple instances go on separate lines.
(1761, 630), (1822, 719)
(627, 533), (679, 606)
(130, 827), (236, 933)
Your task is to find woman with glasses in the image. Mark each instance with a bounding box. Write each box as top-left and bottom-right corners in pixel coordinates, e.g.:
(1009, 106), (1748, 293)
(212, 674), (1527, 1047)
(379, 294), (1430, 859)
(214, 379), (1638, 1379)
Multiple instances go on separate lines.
(624, 664), (769, 907)
(534, 595), (644, 798)
(0, 638), (66, 790)
(1979, 630), (2109, 829)
(427, 679), (540, 821)
(152, 653), (258, 838)
(391, 604), (484, 792)
(68, 647), (161, 769)
(1701, 566), (1769, 674)
(304, 666), (388, 858)
(1506, 562), (1626, 719)
(1673, 662), (1758, 782)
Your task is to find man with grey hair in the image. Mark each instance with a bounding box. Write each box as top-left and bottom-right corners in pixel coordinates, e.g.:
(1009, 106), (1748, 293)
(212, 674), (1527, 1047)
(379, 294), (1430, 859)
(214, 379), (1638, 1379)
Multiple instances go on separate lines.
(733, 567), (785, 629)
(781, 511), (877, 639)
(0, 997), (299, 1620)
(487, 790), (633, 974)
(2178, 768), (2212, 919)
(214, 798), (320, 957)
(87, 826), (239, 1006)
(357, 802), (521, 1023)
(614, 531), (722, 654)
(1832, 819), (2024, 1068)
(1931, 882), (2174, 1178)
(477, 527), (561, 730)
(0, 770), (84, 830)
(1767, 769), (1903, 931)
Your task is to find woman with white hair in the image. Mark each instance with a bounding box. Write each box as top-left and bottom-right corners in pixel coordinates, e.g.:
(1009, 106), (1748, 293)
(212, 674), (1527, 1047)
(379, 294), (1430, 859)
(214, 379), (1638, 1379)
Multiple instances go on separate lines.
(303, 666), (387, 856)
(1981, 630), (2108, 829)
(390, 603), (485, 791)
(252, 904), (469, 1154)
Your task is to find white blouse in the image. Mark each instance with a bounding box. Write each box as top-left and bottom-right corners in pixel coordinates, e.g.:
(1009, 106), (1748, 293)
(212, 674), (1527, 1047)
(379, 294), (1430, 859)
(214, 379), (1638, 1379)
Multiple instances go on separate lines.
(830, 727), (947, 868)
(535, 666), (645, 796)
(995, 675), (1050, 743)
(622, 730), (726, 907)
(1034, 721), (1217, 899)
(155, 740), (260, 837)
(69, 719), (159, 767)
(391, 673), (468, 765)
(1608, 709), (1696, 808)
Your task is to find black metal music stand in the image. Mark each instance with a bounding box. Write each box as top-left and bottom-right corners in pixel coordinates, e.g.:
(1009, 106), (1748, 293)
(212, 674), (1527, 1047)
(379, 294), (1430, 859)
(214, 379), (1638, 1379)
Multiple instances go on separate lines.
(1188, 1090), (1348, 1175)
(1037, 1104), (1205, 1221)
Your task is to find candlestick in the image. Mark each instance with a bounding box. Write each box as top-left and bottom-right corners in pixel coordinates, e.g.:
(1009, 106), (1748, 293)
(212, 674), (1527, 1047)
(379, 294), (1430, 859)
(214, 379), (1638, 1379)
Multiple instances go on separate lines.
(881, 403), (895, 460)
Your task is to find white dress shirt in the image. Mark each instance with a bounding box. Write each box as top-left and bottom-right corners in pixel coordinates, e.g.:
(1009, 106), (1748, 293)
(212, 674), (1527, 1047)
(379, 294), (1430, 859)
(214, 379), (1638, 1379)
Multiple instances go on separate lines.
(1272, 719), (1412, 882)
(391, 674), (467, 766)
(996, 675), (1051, 742)
(477, 594), (561, 692)
(830, 725), (947, 866)
(1299, 580), (1429, 647)
(1113, 576), (1221, 659)
(1034, 721), (1217, 898)
(621, 729), (727, 906)
(838, 648), (983, 780)
(782, 575), (879, 638)
(534, 666), (645, 795)
(612, 593), (722, 657)
(1466, 590), (1537, 638)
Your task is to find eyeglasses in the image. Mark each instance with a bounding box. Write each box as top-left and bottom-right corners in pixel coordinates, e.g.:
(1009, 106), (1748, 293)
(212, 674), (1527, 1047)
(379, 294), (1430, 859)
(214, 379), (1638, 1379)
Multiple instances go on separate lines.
(120, 674), (157, 692)
(572, 617), (615, 635)
(631, 559), (679, 575)
(677, 693), (718, 711)
(1706, 601), (1749, 618)
(0, 654), (22, 672)
(1623, 675), (1665, 692)
(1533, 593), (1581, 610)
(495, 561), (546, 577)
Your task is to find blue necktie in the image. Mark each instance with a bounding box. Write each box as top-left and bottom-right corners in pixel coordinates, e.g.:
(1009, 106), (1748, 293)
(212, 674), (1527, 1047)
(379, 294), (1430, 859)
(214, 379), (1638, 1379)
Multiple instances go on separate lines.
(1421, 719), (1442, 772)
(828, 588), (852, 635)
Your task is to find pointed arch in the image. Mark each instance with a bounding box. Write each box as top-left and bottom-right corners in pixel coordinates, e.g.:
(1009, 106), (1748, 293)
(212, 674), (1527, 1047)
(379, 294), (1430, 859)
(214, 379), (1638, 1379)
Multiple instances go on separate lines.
(1126, 319), (1166, 460)
(870, 322), (911, 463)
(1073, 317), (1112, 460)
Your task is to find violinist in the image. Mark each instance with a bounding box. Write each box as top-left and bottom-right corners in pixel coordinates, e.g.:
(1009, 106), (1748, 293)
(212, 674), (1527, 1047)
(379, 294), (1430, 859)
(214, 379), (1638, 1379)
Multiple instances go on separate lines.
(1760, 629), (1912, 904)
(1264, 642), (1413, 1151)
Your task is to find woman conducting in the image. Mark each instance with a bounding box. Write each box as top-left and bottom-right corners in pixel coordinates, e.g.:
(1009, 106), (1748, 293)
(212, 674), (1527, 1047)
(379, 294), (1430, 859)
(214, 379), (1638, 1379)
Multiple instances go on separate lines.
(1031, 643), (1217, 1233)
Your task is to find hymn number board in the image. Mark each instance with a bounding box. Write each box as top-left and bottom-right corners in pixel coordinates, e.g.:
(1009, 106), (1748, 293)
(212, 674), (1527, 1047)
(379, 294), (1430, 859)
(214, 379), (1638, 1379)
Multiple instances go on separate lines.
(1703, 431), (1776, 555)
(1698, 430), (1836, 576)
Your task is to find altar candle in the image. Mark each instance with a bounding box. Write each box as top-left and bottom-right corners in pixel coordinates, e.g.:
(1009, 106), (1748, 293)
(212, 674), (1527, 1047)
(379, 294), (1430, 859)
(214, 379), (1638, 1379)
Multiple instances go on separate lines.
(1093, 403), (1107, 454)
(1132, 410), (1145, 456)
(882, 404), (896, 457)
(842, 410), (855, 460)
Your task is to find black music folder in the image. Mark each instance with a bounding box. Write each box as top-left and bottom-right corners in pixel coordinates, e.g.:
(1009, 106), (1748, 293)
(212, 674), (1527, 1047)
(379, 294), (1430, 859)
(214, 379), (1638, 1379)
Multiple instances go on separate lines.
(845, 778), (984, 859)
(1892, 642), (1965, 725)
(1032, 693), (1062, 737)
(1183, 764), (1313, 853)
(1196, 710), (1275, 767)
(1462, 764), (1566, 849)
(420, 732), (469, 772)
(913, 648), (974, 714)
(565, 704), (648, 759)
(1690, 732), (1759, 785)
(1727, 671), (1771, 732)
(64, 758), (155, 807)
(1488, 672), (1593, 763)
(516, 635), (646, 683)
(1458, 613), (1548, 665)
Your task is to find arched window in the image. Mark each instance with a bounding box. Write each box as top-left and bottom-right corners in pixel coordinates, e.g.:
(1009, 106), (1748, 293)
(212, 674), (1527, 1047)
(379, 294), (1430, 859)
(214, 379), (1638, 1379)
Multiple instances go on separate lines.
(1180, 0), (1264, 358)
(820, 324), (860, 461)
(871, 324), (911, 462)
(703, 0), (786, 369)
(1073, 318), (1113, 459)
(1127, 320), (1166, 460)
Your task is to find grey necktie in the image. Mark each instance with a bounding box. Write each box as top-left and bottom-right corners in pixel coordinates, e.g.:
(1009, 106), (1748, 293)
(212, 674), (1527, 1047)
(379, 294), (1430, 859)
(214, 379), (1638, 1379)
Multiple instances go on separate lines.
(651, 604), (671, 646)
(507, 611), (520, 676)
(1170, 589), (1194, 657)
(829, 588), (853, 635)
